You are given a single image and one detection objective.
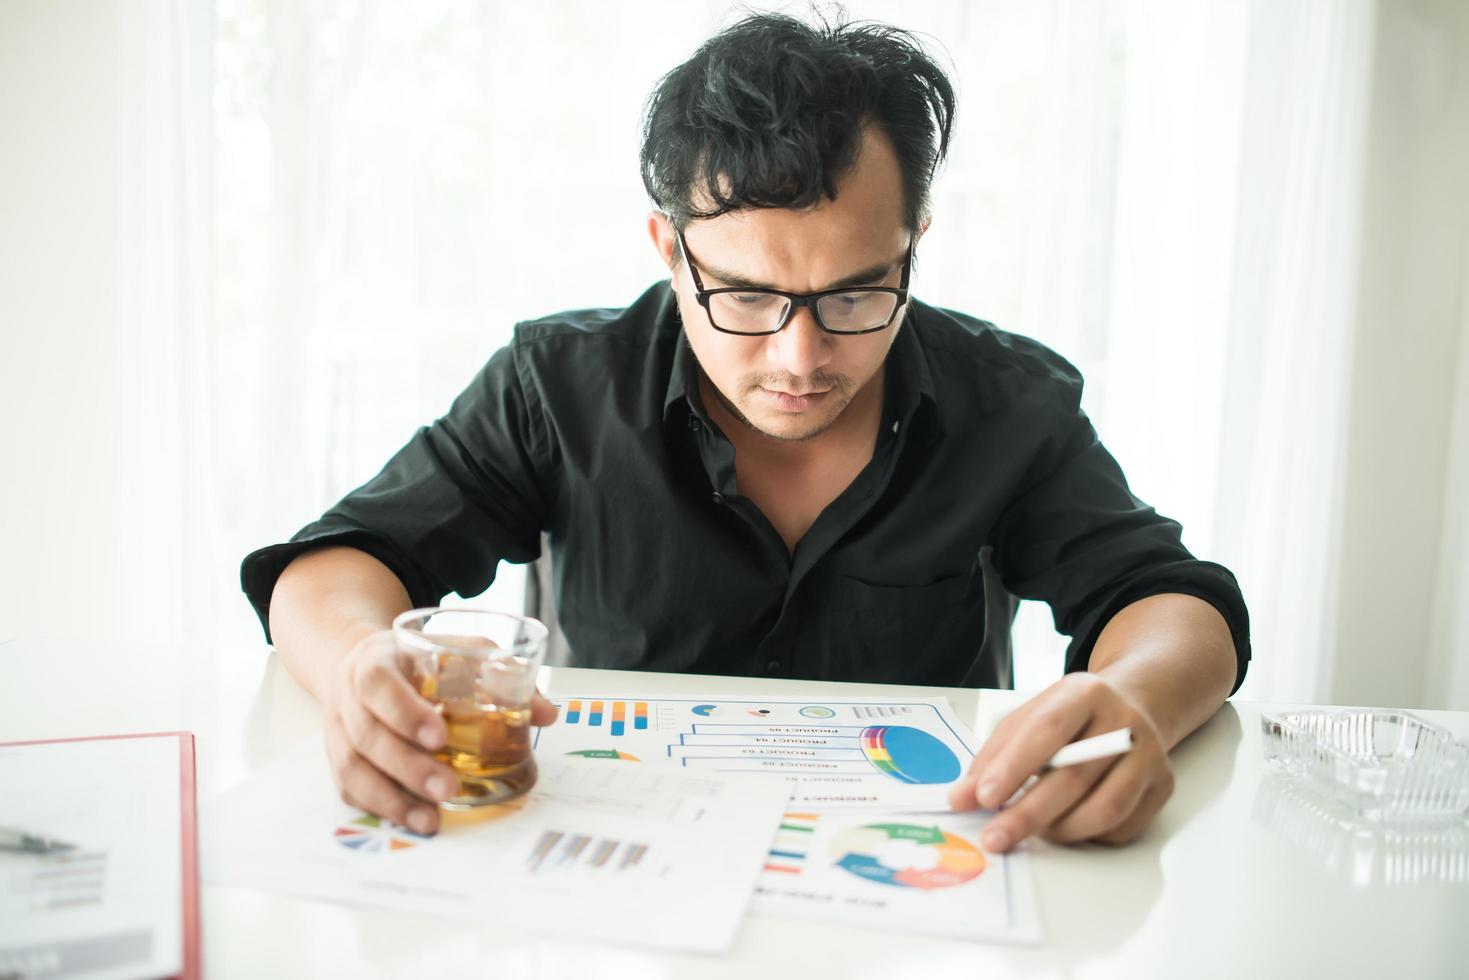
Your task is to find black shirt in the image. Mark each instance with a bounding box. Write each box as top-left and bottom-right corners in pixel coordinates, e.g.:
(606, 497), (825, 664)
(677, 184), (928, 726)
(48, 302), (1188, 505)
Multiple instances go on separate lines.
(241, 282), (1250, 692)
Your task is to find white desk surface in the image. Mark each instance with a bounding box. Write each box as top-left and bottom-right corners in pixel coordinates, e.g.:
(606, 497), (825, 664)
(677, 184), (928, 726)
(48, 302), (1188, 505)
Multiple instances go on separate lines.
(0, 638), (1464, 979)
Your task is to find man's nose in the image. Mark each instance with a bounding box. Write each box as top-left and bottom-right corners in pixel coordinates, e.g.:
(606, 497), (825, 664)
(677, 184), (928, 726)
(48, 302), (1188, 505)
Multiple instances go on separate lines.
(766, 305), (833, 379)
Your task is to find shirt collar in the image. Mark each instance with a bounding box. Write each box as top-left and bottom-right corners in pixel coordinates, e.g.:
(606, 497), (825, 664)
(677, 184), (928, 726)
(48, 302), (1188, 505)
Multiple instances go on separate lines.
(660, 285), (702, 429)
(886, 301), (943, 444)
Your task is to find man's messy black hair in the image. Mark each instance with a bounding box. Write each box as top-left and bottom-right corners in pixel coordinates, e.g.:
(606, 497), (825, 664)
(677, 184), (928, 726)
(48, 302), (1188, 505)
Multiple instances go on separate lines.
(640, 9), (956, 233)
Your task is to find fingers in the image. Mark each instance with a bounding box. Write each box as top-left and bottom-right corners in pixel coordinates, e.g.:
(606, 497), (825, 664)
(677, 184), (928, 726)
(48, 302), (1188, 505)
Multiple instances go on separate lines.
(324, 723), (441, 836)
(324, 631), (460, 834)
(1092, 769), (1174, 846)
(336, 692), (460, 804)
(958, 689), (1053, 788)
(349, 637), (446, 750)
(948, 673), (1175, 850)
(530, 690), (560, 727)
(948, 773), (983, 811)
(976, 756), (1118, 852)
(967, 679), (1100, 811)
(1043, 749), (1154, 844)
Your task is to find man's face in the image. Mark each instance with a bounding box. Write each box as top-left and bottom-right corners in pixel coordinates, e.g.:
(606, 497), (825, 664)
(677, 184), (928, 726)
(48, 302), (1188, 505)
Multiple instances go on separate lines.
(661, 128), (915, 443)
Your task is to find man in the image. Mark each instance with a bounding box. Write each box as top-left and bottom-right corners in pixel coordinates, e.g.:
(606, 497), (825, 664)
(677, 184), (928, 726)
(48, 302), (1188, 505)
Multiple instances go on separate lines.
(242, 13), (1248, 855)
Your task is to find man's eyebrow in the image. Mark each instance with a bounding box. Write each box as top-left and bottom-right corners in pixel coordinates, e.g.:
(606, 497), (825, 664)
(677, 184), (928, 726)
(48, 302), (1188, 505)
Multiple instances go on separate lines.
(700, 251), (903, 292)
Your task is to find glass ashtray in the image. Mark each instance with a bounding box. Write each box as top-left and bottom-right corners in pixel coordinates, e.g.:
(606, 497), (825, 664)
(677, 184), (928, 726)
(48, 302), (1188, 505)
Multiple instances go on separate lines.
(1260, 710), (1469, 821)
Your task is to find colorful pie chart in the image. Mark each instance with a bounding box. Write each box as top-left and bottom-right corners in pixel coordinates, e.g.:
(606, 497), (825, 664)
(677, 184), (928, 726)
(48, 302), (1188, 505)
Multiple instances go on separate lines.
(333, 814), (429, 853)
(859, 726), (962, 784)
(829, 823), (987, 890)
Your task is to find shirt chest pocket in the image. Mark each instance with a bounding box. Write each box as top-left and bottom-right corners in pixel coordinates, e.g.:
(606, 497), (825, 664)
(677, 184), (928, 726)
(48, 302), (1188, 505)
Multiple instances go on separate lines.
(825, 572), (986, 685)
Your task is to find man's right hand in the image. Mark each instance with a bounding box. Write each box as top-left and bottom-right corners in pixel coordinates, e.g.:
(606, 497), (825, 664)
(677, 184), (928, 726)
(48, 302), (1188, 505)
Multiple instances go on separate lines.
(321, 630), (559, 836)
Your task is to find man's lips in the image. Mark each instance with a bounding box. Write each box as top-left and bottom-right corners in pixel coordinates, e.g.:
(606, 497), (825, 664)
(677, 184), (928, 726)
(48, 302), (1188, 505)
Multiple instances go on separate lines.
(760, 387), (832, 411)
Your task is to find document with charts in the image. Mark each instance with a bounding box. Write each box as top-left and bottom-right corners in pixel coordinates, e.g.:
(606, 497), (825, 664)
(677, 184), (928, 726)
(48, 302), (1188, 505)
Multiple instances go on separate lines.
(752, 808), (1042, 943)
(534, 694), (1041, 943)
(534, 694), (980, 810)
(202, 742), (789, 953)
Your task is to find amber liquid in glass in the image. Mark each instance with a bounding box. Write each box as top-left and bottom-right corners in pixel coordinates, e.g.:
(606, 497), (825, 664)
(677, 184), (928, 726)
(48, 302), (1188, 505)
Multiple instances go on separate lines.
(417, 669), (537, 807)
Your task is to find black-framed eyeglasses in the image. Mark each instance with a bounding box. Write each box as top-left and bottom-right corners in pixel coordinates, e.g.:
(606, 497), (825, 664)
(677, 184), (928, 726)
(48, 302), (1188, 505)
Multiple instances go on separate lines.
(676, 229), (913, 336)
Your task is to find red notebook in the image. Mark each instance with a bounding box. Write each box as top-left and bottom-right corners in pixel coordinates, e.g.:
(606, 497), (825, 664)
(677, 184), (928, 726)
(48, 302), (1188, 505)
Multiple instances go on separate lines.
(0, 731), (200, 980)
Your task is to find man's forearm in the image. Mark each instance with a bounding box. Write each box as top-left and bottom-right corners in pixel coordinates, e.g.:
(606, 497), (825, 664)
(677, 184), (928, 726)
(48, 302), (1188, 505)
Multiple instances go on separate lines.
(1087, 593), (1238, 750)
(267, 546), (415, 702)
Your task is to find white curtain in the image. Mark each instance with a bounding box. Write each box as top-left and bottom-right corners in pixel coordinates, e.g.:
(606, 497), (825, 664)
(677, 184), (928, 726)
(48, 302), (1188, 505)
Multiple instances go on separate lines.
(894, 0), (1377, 700)
(0, 0), (216, 644)
(9, 0), (1461, 706)
(211, 0), (733, 637)
(1098, 0), (1377, 703)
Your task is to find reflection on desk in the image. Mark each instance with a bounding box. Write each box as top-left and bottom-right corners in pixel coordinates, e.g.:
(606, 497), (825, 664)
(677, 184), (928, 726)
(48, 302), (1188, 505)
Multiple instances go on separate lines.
(1253, 775), (1469, 887)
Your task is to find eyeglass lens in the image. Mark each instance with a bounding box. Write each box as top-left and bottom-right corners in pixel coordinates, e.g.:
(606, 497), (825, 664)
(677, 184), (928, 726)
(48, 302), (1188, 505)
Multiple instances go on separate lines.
(709, 290), (899, 334)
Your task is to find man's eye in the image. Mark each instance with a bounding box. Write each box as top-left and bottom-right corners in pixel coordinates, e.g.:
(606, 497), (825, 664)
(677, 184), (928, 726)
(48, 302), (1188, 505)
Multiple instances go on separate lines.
(732, 293), (775, 306)
(827, 292), (873, 311)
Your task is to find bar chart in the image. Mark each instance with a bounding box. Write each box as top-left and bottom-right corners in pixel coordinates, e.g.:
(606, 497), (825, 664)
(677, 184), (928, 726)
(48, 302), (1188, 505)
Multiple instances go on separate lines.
(526, 829), (651, 874)
(560, 700), (650, 736)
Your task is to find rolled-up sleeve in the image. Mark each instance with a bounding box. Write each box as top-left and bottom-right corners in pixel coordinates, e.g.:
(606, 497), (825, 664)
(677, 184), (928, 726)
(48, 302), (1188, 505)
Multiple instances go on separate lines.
(240, 341), (554, 643)
(989, 402), (1252, 695)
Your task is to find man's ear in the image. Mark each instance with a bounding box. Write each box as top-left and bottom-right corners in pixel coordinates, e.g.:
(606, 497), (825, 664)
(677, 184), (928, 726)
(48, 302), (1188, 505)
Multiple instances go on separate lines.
(647, 211), (678, 270)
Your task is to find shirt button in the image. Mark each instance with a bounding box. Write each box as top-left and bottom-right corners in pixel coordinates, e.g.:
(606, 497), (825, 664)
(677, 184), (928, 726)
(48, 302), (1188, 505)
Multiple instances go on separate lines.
(766, 659), (781, 673)
(892, 420), (901, 433)
(711, 491), (724, 504)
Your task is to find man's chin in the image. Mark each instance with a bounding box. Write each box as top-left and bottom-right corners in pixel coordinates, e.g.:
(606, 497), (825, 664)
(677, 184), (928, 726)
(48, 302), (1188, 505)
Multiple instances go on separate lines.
(741, 405), (842, 442)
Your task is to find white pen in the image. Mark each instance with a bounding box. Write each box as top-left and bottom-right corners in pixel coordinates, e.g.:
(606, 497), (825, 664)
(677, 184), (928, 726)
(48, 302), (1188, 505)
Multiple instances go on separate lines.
(988, 728), (1135, 809)
(1042, 727), (1135, 771)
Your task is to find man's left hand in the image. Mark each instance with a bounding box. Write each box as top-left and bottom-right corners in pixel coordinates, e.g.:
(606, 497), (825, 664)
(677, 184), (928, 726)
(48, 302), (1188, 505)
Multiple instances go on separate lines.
(947, 671), (1174, 852)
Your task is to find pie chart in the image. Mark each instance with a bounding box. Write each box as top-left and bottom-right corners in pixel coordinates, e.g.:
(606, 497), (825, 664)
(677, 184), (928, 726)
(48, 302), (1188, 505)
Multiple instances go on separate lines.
(333, 814), (429, 853)
(859, 726), (962, 784)
(829, 823), (987, 890)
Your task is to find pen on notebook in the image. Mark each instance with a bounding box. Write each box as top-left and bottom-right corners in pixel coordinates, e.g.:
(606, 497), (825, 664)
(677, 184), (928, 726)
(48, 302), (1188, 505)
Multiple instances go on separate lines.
(0, 824), (78, 855)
